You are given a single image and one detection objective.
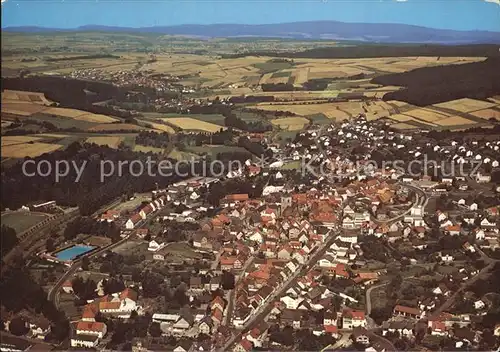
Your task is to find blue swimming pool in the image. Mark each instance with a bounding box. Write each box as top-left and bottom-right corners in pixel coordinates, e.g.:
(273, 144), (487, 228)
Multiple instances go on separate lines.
(54, 245), (95, 261)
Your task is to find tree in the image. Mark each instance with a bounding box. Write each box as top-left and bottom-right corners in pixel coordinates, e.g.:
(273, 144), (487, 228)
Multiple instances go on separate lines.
(149, 322), (162, 337)
(81, 256), (90, 271)
(45, 238), (56, 252)
(221, 271), (235, 290)
(0, 225), (18, 257)
(9, 317), (29, 336)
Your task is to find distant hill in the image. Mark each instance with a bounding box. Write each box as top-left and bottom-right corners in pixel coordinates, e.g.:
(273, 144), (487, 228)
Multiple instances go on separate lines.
(3, 21), (500, 44)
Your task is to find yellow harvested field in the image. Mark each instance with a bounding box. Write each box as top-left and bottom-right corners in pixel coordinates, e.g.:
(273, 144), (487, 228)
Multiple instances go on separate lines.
(389, 114), (414, 122)
(85, 136), (123, 148)
(293, 68), (309, 85)
(324, 110), (351, 120)
(163, 118), (225, 133)
(140, 121), (176, 133)
(387, 100), (411, 107)
(259, 72), (274, 85)
(470, 108), (500, 120)
(43, 108), (118, 123)
(1, 142), (63, 158)
(76, 113), (118, 123)
(389, 114), (437, 127)
(403, 108), (451, 122)
(2, 90), (52, 105)
(88, 123), (143, 132)
(1, 136), (43, 146)
(43, 107), (86, 118)
(433, 98), (498, 113)
(391, 123), (419, 130)
(435, 116), (478, 126)
(254, 102), (362, 120)
(36, 133), (71, 138)
(271, 117), (309, 131)
(487, 96), (500, 104)
(2, 102), (48, 115)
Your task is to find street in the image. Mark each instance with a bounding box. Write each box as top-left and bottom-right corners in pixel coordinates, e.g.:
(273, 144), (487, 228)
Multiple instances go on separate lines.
(219, 226), (342, 351)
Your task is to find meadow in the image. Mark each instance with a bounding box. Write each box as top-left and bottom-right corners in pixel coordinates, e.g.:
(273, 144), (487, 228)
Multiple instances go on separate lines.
(1, 211), (50, 233)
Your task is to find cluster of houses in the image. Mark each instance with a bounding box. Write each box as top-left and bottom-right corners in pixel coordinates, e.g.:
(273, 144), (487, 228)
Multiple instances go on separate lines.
(65, 286), (140, 348)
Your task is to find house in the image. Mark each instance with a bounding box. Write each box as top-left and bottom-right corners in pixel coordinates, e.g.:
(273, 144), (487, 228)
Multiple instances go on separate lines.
(277, 246), (293, 260)
(62, 281), (74, 294)
(352, 327), (370, 345)
(198, 317), (213, 335)
(233, 338), (253, 352)
(246, 321), (269, 348)
(382, 320), (414, 338)
(190, 276), (203, 291)
(474, 300), (485, 310)
(280, 309), (302, 329)
(476, 173), (491, 183)
(445, 225), (461, 236)
(494, 323), (500, 337)
(173, 311), (195, 330)
(75, 321), (108, 339)
(429, 320), (448, 336)
(70, 334), (100, 348)
(28, 317), (51, 339)
(393, 305), (421, 319)
(342, 310), (366, 329)
(174, 340), (194, 352)
(211, 296), (225, 312)
(233, 307), (252, 328)
(125, 214), (142, 229)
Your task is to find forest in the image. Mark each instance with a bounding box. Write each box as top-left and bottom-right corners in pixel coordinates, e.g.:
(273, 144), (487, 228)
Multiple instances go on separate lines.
(223, 44), (500, 59)
(373, 57), (500, 106)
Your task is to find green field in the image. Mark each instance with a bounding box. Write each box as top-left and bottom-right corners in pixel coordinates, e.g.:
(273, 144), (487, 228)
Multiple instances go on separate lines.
(307, 113), (332, 125)
(1, 211), (49, 233)
(253, 61), (295, 74)
(133, 144), (164, 154)
(187, 145), (250, 158)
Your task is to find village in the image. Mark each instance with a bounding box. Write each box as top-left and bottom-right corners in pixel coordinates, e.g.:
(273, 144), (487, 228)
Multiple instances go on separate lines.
(1, 115), (500, 352)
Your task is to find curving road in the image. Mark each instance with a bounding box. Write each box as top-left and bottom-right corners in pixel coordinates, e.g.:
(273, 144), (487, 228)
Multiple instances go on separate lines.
(48, 236), (130, 308)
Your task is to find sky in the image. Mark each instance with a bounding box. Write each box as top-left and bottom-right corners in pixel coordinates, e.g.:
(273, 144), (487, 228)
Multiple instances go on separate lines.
(1, 0), (500, 32)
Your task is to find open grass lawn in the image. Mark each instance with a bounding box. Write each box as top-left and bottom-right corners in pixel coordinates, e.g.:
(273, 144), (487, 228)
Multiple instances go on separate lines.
(163, 242), (202, 260)
(1, 211), (50, 233)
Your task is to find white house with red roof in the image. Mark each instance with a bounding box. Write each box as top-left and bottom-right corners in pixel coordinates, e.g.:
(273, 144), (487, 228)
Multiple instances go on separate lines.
(342, 309), (366, 329)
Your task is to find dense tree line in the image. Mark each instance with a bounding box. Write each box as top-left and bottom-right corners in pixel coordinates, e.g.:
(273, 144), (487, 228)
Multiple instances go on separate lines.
(223, 44), (500, 59)
(374, 57), (500, 106)
(0, 143), (205, 215)
(0, 265), (69, 342)
(228, 95), (275, 103)
(2, 76), (133, 118)
(135, 131), (171, 148)
(63, 216), (121, 242)
(261, 83), (296, 92)
(237, 136), (273, 158)
(0, 225), (18, 259)
(45, 54), (120, 62)
(223, 112), (272, 133)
